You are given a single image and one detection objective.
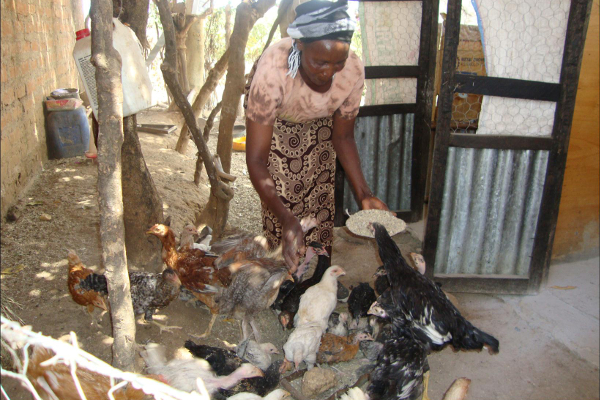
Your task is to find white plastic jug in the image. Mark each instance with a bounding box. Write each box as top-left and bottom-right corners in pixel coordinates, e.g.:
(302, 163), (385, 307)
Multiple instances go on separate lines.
(73, 19), (154, 119)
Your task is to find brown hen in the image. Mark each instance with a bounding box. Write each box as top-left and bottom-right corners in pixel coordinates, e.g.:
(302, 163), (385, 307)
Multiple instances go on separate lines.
(316, 331), (374, 364)
(67, 250), (108, 327)
(147, 224), (230, 338)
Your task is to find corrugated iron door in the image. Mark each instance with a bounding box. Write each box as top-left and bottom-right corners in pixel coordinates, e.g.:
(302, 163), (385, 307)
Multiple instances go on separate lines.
(334, 0), (440, 224)
(423, 0), (593, 294)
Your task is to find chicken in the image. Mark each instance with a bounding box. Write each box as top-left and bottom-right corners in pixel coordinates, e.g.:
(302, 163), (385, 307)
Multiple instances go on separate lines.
(273, 243), (330, 329)
(366, 290), (432, 400)
(371, 222), (499, 354)
(185, 340), (282, 396)
(79, 267), (182, 333)
(326, 311), (349, 337)
(27, 346), (161, 400)
(147, 223), (228, 338)
(347, 282), (377, 329)
(373, 265), (390, 297)
(226, 388), (290, 400)
(281, 321), (324, 372)
(236, 339), (279, 371)
(212, 217), (318, 276)
(142, 342), (263, 394)
(180, 223), (213, 252)
(316, 331), (373, 364)
(293, 265), (346, 330)
(339, 387), (369, 400)
(67, 250), (108, 326)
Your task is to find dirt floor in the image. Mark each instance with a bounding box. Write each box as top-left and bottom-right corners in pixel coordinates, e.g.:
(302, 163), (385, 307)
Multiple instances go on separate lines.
(0, 107), (424, 399)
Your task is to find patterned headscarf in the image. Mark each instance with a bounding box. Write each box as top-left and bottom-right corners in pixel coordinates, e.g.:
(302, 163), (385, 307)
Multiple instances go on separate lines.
(286, 0), (356, 78)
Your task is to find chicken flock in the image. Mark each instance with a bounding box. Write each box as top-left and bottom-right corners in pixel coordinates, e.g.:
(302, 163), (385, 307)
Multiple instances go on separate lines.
(29, 218), (498, 400)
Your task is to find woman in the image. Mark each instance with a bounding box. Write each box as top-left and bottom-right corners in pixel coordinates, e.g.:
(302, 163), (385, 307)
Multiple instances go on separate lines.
(245, 0), (391, 272)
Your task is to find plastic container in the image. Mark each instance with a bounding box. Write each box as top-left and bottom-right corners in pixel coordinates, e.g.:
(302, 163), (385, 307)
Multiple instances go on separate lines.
(73, 19), (154, 119)
(45, 106), (90, 159)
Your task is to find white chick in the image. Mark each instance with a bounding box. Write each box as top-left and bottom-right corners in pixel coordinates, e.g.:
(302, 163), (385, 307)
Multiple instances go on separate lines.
(339, 387), (369, 400)
(293, 266), (346, 331)
(141, 343), (263, 394)
(282, 321), (324, 372)
(236, 339), (280, 371)
(226, 388), (291, 400)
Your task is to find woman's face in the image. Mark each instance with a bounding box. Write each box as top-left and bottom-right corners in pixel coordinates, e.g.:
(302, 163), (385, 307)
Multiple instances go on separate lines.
(297, 40), (350, 89)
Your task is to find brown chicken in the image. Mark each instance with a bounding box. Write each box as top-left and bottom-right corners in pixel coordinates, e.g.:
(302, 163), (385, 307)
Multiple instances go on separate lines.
(212, 216), (318, 275)
(147, 224), (230, 338)
(67, 250), (108, 326)
(27, 346), (163, 400)
(316, 332), (374, 364)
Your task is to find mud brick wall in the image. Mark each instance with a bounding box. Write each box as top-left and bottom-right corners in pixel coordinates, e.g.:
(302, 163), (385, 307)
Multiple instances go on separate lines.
(1, 0), (84, 218)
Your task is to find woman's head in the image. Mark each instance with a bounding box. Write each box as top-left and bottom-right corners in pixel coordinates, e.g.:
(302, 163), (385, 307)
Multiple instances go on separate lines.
(297, 39), (349, 88)
(286, 0), (356, 84)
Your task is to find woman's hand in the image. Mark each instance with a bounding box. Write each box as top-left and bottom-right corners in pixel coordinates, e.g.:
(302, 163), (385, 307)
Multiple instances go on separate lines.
(281, 215), (306, 273)
(361, 196), (397, 216)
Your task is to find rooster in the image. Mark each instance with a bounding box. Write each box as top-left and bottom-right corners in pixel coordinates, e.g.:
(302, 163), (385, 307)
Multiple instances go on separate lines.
(67, 251), (108, 327)
(147, 223), (229, 338)
(370, 222), (499, 354)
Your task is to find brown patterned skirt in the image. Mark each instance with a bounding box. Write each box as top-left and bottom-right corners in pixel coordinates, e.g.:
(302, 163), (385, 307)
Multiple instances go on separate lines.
(262, 116), (336, 250)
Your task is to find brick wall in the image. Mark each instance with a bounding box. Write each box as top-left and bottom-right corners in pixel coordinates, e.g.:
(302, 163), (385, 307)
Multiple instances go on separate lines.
(1, 0), (83, 218)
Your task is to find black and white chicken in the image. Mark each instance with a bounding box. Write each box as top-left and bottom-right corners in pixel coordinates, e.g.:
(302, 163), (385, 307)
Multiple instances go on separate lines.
(370, 222), (499, 354)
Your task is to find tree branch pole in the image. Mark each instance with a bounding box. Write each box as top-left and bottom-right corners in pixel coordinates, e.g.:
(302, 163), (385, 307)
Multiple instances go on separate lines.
(89, 0), (136, 371)
(175, 48), (230, 154)
(204, 0), (276, 236)
(154, 0), (233, 201)
(195, 101), (223, 185)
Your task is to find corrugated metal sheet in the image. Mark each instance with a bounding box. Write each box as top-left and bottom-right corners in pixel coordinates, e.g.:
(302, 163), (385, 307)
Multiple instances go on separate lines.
(343, 114), (414, 213)
(435, 147), (549, 276)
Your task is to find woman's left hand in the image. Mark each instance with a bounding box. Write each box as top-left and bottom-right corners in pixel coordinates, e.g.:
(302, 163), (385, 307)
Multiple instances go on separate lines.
(361, 196), (397, 216)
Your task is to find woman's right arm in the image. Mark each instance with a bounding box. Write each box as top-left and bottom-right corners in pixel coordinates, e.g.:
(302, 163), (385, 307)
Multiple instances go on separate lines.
(245, 118), (305, 272)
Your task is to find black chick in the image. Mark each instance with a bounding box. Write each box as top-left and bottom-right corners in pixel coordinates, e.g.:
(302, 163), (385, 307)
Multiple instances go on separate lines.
(347, 282), (377, 329)
(373, 265), (390, 297)
(371, 222), (499, 354)
(273, 242), (330, 330)
(185, 340), (281, 396)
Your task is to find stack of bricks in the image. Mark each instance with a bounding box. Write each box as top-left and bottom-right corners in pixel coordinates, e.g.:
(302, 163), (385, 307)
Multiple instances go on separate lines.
(1, 0), (82, 218)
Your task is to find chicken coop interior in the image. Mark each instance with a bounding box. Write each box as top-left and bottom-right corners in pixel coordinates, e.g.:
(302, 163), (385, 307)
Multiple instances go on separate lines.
(0, 0), (598, 400)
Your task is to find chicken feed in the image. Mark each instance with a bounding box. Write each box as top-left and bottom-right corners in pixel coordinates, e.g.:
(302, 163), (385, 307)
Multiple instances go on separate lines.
(345, 210), (406, 238)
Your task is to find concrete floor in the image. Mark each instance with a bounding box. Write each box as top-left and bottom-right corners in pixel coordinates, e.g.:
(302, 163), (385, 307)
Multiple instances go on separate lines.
(331, 221), (600, 400)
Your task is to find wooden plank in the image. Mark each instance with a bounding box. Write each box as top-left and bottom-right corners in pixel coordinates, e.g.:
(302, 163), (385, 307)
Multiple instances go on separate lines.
(357, 103), (416, 117)
(528, 0), (594, 291)
(449, 133), (553, 150)
(364, 65), (420, 79)
(423, 0), (462, 280)
(409, 0), (440, 224)
(554, 0), (600, 257)
(433, 275), (531, 295)
(454, 74), (561, 102)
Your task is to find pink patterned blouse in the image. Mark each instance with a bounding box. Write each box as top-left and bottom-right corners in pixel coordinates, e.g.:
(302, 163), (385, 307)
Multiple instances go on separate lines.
(246, 37), (364, 125)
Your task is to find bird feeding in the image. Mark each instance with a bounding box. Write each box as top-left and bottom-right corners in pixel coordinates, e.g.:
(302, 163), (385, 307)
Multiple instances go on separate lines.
(345, 209), (406, 238)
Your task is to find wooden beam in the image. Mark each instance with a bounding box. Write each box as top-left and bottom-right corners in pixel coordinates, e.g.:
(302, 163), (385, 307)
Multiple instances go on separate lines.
(423, 0), (462, 279)
(410, 0), (440, 224)
(357, 103), (416, 117)
(365, 65), (421, 79)
(454, 74), (561, 102)
(449, 133), (553, 150)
